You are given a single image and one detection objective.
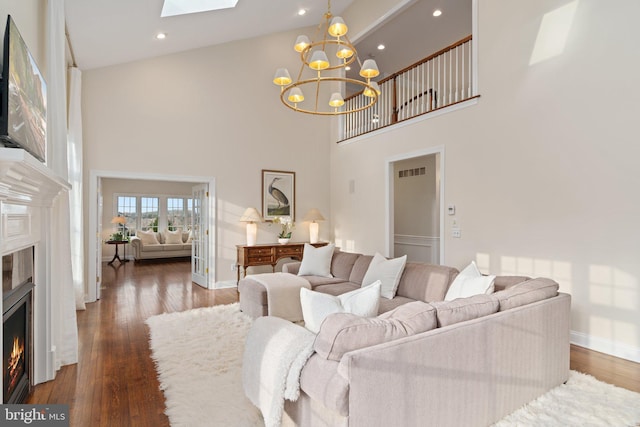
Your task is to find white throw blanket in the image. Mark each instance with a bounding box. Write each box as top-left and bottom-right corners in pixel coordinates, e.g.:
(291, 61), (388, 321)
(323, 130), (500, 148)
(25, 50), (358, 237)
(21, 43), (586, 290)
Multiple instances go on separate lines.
(242, 316), (315, 427)
(248, 272), (311, 322)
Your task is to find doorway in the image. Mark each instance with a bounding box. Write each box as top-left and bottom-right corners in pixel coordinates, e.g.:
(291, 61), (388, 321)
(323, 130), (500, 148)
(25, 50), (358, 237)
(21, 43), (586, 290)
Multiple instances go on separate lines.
(387, 147), (444, 264)
(88, 170), (216, 303)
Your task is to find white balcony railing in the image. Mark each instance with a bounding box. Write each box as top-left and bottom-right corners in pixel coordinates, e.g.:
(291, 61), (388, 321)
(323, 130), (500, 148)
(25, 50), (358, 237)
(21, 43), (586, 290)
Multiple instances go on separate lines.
(341, 35), (475, 141)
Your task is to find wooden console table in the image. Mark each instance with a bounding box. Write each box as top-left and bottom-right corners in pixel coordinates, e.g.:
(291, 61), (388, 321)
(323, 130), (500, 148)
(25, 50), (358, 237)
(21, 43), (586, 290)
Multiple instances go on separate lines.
(236, 242), (328, 283)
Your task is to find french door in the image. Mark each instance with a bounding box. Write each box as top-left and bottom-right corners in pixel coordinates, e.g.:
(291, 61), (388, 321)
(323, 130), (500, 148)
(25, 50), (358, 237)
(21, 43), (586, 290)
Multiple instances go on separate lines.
(191, 184), (209, 288)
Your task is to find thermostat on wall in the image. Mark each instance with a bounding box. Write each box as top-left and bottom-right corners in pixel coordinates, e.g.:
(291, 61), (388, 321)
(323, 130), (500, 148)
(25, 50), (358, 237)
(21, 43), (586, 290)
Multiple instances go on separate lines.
(448, 205), (455, 215)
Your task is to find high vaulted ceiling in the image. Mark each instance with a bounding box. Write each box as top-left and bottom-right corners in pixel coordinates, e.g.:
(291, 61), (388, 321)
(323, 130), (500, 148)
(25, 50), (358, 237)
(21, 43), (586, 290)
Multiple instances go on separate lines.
(65, 0), (470, 76)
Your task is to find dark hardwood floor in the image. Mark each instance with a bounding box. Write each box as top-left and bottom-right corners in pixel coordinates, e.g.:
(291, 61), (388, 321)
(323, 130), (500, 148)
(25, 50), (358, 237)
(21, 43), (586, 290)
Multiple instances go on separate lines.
(26, 260), (640, 426)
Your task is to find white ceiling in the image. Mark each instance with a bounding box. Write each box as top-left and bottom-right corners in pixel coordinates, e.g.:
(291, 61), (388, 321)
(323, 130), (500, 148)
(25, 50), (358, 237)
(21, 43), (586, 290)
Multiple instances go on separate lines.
(64, 0), (355, 70)
(65, 0), (471, 74)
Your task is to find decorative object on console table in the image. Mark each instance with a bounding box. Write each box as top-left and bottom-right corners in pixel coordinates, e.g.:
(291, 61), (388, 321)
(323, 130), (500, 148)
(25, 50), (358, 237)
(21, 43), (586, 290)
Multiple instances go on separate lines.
(262, 170), (295, 221)
(239, 207), (263, 246)
(303, 208), (325, 243)
(273, 216), (294, 244)
(235, 242), (328, 284)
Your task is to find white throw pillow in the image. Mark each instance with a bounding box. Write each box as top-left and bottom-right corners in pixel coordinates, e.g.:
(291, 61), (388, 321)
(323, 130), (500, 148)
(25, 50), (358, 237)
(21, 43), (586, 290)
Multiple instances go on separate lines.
(300, 281), (381, 334)
(361, 253), (408, 299)
(164, 229), (183, 244)
(137, 229), (159, 245)
(444, 261), (496, 301)
(298, 243), (335, 278)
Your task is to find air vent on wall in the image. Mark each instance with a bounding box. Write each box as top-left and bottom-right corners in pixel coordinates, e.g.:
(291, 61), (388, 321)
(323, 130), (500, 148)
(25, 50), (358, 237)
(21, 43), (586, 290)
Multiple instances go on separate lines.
(399, 167), (426, 178)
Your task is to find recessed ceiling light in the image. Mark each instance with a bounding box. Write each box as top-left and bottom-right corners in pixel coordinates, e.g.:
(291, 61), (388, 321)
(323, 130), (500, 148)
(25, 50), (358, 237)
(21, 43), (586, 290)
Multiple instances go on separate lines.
(377, 44), (385, 50)
(433, 9), (442, 17)
(156, 33), (167, 40)
(298, 9), (307, 16)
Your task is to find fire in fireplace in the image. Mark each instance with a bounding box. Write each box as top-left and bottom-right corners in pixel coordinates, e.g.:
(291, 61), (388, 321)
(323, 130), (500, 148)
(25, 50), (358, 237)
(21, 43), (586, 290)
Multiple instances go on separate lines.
(4, 301), (27, 403)
(2, 246), (34, 404)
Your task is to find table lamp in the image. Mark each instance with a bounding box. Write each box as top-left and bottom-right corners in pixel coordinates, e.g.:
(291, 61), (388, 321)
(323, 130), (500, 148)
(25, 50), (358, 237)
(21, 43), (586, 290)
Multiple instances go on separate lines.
(303, 208), (325, 244)
(111, 216), (127, 240)
(240, 208), (263, 246)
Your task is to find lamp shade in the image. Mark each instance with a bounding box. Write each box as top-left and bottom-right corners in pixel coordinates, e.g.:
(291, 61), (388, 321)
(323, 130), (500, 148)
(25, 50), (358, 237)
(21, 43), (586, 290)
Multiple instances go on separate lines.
(363, 81), (381, 98)
(328, 16), (348, 37)
(329, 93), (345, 108)
(294, 35), (311, 53)
(309, 50), (330, 71)
(111, 216), (127, 224)
(273, 68), (292, 86)
(359, 59), (380, 78)
(240, 207), (263, 223)
(303, 208), (325, 222)
(288, 87), (305, 103)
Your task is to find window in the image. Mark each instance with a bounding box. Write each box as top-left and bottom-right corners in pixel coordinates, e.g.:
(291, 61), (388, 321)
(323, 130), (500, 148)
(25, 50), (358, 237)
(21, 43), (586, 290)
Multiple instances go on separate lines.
(116, 196), (137, 235)
(167, 197), (189, 231)
(115, 194), (193, 234)
(141, 197), (159, 231)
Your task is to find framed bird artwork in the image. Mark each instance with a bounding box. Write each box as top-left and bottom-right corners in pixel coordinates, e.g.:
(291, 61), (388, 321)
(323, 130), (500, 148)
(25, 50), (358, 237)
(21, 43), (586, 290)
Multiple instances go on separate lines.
(262, 169), (295, 221)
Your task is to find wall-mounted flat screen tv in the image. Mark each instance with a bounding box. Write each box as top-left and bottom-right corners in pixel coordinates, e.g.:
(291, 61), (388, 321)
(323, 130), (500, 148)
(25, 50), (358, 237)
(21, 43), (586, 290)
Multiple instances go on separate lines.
(0, 15), (47, 163)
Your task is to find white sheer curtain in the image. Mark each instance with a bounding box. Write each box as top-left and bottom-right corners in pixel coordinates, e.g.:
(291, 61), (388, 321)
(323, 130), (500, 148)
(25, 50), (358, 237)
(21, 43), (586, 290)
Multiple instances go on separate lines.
(48, 0), (79, 369)
(68, 67), (86, 311)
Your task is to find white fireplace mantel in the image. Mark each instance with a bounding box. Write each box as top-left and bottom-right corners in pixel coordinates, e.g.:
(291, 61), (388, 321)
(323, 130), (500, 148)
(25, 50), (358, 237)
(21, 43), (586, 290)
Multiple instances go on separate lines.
(1, 147), (71, 392)
(0, 147), (70, 206)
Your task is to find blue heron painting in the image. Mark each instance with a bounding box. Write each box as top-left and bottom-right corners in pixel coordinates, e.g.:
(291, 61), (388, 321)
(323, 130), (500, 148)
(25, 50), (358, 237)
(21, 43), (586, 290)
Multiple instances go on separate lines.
(263, 171), (294, 219)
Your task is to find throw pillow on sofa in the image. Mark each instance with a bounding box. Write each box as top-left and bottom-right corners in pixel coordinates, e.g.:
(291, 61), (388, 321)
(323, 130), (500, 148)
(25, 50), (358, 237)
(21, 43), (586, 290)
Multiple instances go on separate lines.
(137, 229), (159, 245)
(164, 229), (183, 244)
(361, 252), (407, 299)
(298, 243), (335, 277)
(314, 301), (437, 361)
(300, 281), (381, 333)
(444, 261), (495, 301)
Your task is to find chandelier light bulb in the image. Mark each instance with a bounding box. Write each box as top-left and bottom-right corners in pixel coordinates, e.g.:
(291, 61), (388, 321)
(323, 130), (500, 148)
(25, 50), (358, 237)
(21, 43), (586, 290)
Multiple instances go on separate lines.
(328, 16), (348, 37)
(273, 68), (292, 86)
(309, 50), (330, 71)
(294, 35), (311, 53)
(359, 59), (380, 78)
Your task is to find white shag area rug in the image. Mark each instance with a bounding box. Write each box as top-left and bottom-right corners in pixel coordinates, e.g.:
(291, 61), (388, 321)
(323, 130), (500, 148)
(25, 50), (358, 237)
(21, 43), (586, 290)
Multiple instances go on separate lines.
(146, 303), (640, 427)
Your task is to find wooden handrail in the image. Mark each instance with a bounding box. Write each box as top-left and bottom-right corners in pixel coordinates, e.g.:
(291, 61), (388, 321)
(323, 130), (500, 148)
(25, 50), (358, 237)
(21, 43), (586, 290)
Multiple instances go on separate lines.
(345, 35), (472, 102)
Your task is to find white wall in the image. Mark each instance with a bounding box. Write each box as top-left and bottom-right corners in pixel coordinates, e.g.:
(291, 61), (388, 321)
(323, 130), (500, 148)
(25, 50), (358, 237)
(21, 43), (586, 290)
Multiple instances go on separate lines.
(82, 28), (332, 284)
(335, 0), (640, 361)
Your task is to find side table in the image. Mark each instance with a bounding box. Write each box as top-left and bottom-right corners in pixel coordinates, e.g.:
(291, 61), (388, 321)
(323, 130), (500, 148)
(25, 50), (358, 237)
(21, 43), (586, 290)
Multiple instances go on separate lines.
(106, 240), (129, 265)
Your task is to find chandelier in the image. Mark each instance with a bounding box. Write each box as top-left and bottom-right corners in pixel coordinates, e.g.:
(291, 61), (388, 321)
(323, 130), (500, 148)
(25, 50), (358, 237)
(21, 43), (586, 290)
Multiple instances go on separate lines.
(272, 0), (381, 116)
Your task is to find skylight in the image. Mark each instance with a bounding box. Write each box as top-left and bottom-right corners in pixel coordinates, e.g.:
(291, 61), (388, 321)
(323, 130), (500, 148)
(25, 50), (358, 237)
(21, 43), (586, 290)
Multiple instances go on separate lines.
(161, 0), (239, 17)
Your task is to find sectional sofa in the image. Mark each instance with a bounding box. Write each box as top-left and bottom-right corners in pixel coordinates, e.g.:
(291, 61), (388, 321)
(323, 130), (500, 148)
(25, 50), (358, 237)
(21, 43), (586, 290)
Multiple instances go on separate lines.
(239, 251), (571, 426)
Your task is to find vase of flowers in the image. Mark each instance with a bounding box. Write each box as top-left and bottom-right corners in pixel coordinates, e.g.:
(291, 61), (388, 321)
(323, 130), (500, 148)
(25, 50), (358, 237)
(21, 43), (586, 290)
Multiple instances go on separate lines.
(273, 216), (294, 244)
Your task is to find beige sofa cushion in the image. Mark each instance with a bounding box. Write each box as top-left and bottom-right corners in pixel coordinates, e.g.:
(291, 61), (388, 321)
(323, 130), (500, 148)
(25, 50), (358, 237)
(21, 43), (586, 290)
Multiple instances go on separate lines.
(331, 251), (362, 281)
(494, 275), (530, 291)
(396, 263), (459, 302)
(348, 255), (374, 284)
(299, 355), (350, 416)
(431, 294), (499, 327)
(494, 278), (559, 311)
(164, 229), (183, 244)
(137, 229), (159, 245)
(314, 301), (437, 361)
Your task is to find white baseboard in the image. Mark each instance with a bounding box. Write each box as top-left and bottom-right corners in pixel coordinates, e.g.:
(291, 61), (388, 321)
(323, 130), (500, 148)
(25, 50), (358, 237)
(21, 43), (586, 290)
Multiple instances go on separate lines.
(214, 280), (237, 289)
(571, 330), (640, 363)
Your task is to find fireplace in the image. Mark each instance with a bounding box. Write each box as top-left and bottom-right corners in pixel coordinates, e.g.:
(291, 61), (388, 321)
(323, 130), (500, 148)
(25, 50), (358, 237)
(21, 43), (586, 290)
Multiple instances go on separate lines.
(2, 246), (34, 404)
